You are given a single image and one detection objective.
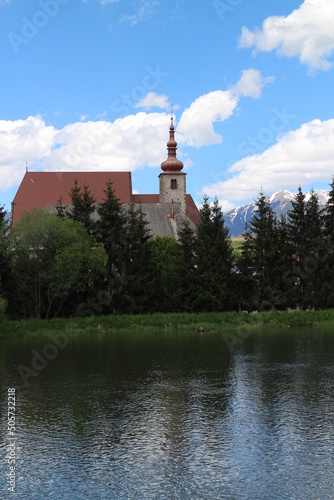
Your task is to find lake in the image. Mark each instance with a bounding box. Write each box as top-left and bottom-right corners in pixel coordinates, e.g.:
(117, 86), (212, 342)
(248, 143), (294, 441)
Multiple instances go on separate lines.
(1, 326), (334, 498)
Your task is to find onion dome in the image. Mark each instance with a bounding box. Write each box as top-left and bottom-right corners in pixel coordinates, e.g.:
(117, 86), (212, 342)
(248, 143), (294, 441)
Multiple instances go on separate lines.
(161, 116), (184, 172)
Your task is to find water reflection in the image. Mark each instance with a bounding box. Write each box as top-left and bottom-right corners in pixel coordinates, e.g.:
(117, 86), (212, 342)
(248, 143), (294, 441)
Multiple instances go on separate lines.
(0, 328), (334, 498)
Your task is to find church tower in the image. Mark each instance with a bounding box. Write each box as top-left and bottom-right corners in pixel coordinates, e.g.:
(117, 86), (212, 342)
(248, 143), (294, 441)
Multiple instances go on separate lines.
(159, 116), (186, 213)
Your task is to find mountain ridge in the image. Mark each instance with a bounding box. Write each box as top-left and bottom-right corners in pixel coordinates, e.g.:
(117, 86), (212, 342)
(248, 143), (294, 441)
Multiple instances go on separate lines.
(225, 189), (329, 237)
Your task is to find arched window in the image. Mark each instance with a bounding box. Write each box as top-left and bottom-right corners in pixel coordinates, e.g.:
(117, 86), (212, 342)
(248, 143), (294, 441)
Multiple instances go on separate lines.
(171, 179), (177, 190)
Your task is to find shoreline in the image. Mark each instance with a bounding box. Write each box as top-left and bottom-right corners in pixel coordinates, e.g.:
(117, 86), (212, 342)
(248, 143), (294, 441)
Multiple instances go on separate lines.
(2, 309), (334, 337)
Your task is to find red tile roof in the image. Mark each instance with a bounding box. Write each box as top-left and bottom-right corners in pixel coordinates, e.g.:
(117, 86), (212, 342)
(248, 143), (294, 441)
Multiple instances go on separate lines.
(132, 194), (159, 203)
(12, 171), (132, 225)
(12, 171), (200, 228)
(185, 194), (201, 225)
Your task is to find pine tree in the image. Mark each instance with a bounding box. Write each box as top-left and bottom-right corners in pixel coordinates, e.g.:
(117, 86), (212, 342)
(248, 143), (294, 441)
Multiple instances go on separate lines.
(273, 215), (293, 310)
(303, 190), (323, 308)
(249, 191), (276, 309)
(150, 236), (181, 312)
(69, 180), (96, 233)
(323, 177), (334, 245)
(194, 196), (235, 312)
(287, 186), (306, 259)
(177, 217), (196, 311)
(0, 205), (9, 296)
(318, 178), (334, 308)
(96, 180), (128, 312)
(236, 220), (257, 310)
(55, 197), (67, 219)
(0, 204), (21, 318)
(69, 179), (82, 219)
(122, 203), (156, 313)
(305, 189), (323, 251)
(286, 187), (308, 308)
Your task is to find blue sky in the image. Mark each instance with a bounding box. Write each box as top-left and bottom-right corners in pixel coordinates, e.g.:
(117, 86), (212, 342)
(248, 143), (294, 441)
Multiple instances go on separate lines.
(0, 0), (334, 213)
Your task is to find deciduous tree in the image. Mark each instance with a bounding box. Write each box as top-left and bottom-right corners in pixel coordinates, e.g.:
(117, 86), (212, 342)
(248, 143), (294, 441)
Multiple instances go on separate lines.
(10, 210), (106, 319)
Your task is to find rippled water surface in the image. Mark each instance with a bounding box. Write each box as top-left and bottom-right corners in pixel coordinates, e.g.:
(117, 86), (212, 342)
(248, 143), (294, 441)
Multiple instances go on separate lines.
(1, 327), (334, 498)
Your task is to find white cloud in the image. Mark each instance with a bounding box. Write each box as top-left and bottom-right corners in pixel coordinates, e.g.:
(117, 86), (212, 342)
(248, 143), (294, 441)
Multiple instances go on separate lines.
(0, 116), (56, 190)
(177, 91), (238, 148)
(239, 0), (334, 73)
(0, 71), (274, 194)
(177, 69), (273, 148)
(51, 112), (170, 171)
(203, 119), (334, 207)
(136, 92), (170, 110)
(0, 113), (171, 191)
(230, 69), (275, 98)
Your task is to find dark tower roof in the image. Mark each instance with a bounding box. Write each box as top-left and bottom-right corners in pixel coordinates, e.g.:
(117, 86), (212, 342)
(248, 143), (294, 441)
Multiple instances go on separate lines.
(160, 116), (184, 173)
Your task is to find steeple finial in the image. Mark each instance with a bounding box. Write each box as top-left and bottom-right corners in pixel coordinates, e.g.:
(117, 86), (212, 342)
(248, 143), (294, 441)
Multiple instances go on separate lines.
(160, 114), (184, 173)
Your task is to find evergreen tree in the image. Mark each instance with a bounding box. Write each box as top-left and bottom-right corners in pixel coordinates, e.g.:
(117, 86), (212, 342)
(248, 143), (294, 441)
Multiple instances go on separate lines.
(69, 180), (96, 233)
(287, 186), (307, 259)
(96, 180), (128, 312)
(319, 178), (334, 307)
(236, 220), (257, 310)
(121, 203), (156, 313)
(305, 189), (323, 251)
(248, 191), (277, 309)
(0, 205), (9, 297)
(150, 236), (181, 312)
(55, 197), (67, 219)
(0, 205), (19, 318)
(323, 177), (334, 245)
(303, 190), (324, 308)
(194, 196), (235, 312)
(273, 215), (294, 310)
(176, 217), (197, 311)
(285, 187), (307, 307)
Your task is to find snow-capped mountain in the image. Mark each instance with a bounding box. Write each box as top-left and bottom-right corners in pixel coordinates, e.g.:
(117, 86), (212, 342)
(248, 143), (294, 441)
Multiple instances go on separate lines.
(225, 189), (329, 237)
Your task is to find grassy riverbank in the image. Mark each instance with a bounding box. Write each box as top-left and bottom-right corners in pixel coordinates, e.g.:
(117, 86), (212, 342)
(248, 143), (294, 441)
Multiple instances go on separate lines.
(2, 309), (334, 337)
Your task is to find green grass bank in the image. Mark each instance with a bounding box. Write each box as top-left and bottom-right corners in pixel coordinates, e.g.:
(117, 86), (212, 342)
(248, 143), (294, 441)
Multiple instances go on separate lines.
(2, 309), (334, 337)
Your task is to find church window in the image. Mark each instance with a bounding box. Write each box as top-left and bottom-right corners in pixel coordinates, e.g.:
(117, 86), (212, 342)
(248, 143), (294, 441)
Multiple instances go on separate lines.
(171, 179), (177, 190)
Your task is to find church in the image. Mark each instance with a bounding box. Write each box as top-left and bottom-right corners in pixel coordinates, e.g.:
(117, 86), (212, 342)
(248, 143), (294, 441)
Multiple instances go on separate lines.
(11, 117), (200, 238)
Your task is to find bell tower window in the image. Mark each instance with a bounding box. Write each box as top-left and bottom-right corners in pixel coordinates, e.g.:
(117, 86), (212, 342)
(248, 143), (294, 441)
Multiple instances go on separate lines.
(171, 178), (177, 190)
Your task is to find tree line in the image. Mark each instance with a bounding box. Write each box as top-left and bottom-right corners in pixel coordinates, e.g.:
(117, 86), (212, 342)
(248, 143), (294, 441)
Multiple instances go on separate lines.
(1, 178), (334, 320)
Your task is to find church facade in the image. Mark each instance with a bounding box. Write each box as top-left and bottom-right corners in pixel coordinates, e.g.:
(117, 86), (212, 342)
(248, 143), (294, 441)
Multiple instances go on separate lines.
(11, 118), (200, 238)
